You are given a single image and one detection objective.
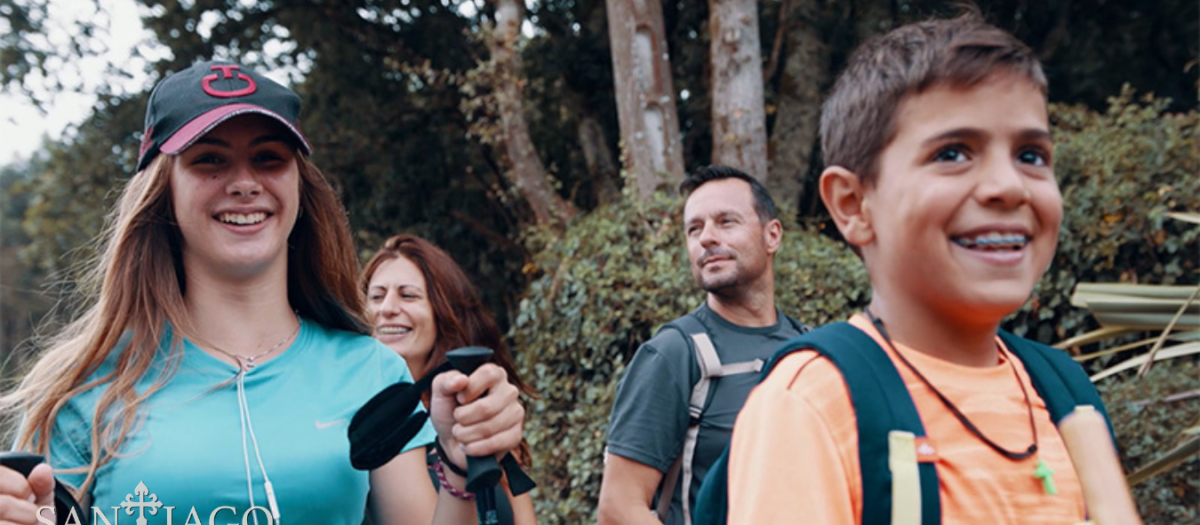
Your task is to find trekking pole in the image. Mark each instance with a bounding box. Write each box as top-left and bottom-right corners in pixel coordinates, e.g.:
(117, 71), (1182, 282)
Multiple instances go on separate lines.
(1058, 406), (1143, 525)
(444, 347), (503, 525)
(348, 348), (507, 525)
(0, 451), (85, 525)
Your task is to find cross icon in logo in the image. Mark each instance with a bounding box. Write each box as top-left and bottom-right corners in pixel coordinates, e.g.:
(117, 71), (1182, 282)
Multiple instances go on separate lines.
(119, 481), (164, 525)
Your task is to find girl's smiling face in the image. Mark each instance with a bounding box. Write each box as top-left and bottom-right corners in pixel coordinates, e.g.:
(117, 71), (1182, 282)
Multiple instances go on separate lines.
(171, 114), (301, 283)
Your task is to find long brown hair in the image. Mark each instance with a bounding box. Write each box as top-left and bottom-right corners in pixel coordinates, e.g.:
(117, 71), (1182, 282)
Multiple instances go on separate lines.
(1, 148), (368, 495)
(360, 235), (534, 461)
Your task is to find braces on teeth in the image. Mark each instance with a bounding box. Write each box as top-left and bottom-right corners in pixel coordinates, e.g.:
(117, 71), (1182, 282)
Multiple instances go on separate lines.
(954, 235), (1028, 247)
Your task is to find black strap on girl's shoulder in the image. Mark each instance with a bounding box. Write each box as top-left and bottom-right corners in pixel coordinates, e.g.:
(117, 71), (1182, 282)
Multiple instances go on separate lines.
(997, 331), (1116, 442)
(765, 322), (941, 525)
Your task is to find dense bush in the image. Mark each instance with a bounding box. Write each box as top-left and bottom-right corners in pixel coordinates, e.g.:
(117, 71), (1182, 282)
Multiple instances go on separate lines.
(1023, 91), (1200, 518)
(511, 193), (868, 522)
(1098, 360), (1199, 523)
(1009, 88), (1200, 344)
(512, 91), (1198, 523)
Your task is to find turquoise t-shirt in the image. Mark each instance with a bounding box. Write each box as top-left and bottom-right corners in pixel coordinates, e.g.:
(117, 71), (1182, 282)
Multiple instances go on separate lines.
(48, 318), (436, 524)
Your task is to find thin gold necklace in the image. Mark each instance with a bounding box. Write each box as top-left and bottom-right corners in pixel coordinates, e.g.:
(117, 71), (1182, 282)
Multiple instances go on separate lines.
(206, 312), (302, 372)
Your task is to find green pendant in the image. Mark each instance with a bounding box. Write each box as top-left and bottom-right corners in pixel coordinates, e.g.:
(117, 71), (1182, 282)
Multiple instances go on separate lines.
(1034, 459), (1057, 495)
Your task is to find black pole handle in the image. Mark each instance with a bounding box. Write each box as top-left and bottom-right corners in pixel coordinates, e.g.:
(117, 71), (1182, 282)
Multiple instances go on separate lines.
(443, 347), (504, 494)
(0, 451), (45, 477)
(0, 451), (85, 525)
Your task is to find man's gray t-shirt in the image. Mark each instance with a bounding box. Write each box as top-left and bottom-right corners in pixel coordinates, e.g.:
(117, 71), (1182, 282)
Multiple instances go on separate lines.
(606, 303), (804, 525)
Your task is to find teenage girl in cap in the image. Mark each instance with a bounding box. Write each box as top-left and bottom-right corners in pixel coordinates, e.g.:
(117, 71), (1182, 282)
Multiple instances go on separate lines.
(0, 61), (524, 525)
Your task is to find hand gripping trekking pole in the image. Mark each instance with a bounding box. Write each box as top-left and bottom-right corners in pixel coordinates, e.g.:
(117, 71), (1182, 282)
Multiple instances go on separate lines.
(0, 451), (86, 525)
(444, 347), (503, 525)
(348, 347), (508, 525)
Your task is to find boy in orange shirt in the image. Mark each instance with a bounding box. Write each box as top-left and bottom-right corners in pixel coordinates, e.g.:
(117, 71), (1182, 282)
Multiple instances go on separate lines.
(724, 11), (1111, 525)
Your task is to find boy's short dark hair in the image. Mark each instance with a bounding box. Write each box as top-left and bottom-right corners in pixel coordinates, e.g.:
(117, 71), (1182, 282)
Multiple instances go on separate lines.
(820, 8), (1047, 186)
(680, 165), (779, 223)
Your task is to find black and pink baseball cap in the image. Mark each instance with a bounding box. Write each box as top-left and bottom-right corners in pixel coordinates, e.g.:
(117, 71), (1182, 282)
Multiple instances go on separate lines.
(136, 61), (313, 172)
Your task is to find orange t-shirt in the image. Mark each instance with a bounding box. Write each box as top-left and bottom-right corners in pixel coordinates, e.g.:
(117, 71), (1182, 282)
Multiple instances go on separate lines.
(727, 315), (1088, 524)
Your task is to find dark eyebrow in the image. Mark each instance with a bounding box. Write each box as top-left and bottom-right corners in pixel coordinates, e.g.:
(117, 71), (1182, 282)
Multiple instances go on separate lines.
(686, 208), (743, 225)
(919, 128), (987, 148)
(191, 134), (290, 148)
(193, 136), (230, 148)
(1016, 129), (1053, 142)
(251, 134), (291, 147)
(920, 127), (1052, 149)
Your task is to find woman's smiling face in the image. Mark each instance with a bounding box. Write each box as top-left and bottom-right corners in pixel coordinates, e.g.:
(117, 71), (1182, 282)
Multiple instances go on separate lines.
(366, 256), (438, 366)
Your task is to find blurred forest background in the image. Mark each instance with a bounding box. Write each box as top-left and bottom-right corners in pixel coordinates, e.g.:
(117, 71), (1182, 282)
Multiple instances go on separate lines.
(2, 0), (1197, 522)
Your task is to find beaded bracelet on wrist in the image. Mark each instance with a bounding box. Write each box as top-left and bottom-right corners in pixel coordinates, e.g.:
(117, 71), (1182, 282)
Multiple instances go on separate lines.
(431, 457), (474, 501)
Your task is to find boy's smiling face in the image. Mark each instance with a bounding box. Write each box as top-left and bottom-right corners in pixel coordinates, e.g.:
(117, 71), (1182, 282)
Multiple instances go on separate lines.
(855, 71), (1063, 326)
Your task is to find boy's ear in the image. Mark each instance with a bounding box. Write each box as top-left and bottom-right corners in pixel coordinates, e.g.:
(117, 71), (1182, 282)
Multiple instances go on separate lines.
(819, 166), (874, 247)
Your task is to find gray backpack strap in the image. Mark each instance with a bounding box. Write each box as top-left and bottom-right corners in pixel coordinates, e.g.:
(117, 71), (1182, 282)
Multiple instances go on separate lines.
(653, 318), (698, 521)
(657, 448), (683, 519)
(655, 329), (705, 521)
(656, 315), (763, 525)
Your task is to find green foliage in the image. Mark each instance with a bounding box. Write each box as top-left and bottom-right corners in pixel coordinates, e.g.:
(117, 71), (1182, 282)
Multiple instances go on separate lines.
(17, 94), (142, 282)
(511, 195), (868, 523)
(0, 93), (143, 367)
(1097, 360), (1199, 522)
(0, 160), (52, 366)
(1044, 88), (1200, 522)
(1009, 89), (1200, 345)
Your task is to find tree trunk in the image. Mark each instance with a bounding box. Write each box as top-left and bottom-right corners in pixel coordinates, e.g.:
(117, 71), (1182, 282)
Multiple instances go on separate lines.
(576, 0), (622, 206)
(767, 0), (829, 210)
(577, 108), (622, 205)
(606, 0), (685, 200)
(489, 0), (576, 226)
(709, 0), (768, 182)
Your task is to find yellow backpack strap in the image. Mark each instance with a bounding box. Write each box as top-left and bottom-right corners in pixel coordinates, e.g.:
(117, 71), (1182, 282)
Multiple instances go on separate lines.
(888, 431), (923, 525)
(759, 322), (942, 525)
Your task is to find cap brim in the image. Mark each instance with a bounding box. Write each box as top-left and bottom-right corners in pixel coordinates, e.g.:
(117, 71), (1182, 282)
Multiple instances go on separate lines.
(160, 103), (312, 157)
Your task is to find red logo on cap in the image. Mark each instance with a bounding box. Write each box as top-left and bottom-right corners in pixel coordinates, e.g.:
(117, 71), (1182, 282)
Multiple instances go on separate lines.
(139, 126), (154, 155)
(202, 65), (257, 98)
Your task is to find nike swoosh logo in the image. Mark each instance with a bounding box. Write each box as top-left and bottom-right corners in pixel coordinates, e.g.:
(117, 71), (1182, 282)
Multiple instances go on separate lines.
(315, 419), (346, 429)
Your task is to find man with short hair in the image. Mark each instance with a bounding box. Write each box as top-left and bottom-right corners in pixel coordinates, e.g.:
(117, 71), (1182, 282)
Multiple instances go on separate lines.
(597, 166), (809, 525)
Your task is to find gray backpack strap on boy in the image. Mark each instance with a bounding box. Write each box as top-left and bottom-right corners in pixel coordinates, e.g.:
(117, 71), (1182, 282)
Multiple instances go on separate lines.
(655, 311), (809, 525)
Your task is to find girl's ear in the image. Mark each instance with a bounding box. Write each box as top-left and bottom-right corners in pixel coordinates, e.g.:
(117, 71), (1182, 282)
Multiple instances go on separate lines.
(819, 166), (874, 247)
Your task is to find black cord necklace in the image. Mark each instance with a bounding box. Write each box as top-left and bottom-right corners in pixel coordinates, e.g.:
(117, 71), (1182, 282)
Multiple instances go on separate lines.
(864, 309), (1058, 494)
